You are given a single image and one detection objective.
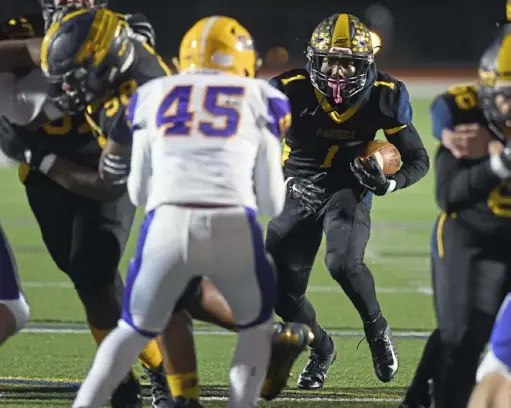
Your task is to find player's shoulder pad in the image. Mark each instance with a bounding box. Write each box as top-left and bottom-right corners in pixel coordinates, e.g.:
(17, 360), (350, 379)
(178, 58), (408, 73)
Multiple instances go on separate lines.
(255, 79), (291, 139)
(430, 82), (480, 139)
(373, 72), (412, 125)
(269, 68), (309, 94)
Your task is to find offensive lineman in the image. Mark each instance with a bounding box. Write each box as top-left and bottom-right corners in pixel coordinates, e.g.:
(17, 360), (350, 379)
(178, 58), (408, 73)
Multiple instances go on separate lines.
(0, 6), (174, 407)
(71, 14), (292, 408)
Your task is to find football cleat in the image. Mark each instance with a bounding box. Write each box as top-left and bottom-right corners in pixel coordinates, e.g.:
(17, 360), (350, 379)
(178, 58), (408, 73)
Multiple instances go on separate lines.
(142, 364), (174, 408)
(261, 322), (313, 400)
(365, 321), (399, 383)
(110, 371), (143, 408)
(297, 336), (337, 390)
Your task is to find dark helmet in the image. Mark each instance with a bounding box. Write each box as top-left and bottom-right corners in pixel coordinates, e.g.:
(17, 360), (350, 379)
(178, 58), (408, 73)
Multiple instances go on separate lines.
(478, 31), (511, 125)
(41, 8), (135, 114)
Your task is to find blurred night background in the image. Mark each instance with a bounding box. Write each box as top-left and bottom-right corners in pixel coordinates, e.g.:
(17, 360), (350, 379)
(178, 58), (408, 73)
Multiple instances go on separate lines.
(1, 0), (507, 77)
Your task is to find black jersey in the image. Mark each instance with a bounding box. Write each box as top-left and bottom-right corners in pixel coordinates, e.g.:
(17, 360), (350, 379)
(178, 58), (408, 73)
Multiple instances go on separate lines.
(431, 83), (511, 238)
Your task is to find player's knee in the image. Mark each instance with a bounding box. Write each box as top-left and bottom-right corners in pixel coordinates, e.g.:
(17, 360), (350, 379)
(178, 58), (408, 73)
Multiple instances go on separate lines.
(325, 253), (363, 282)
(121, 311), (162, 339)
(275, 293), (305, 322)
(1, 294), (30, 334)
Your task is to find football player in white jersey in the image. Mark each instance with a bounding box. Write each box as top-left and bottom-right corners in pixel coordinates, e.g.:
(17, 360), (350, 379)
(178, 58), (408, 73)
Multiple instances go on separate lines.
(73, 15), (295, 408)
(468, 294), (511, 408)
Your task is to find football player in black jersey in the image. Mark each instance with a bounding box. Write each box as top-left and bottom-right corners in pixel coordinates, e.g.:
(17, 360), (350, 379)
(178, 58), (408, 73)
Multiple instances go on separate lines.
(0, 4), (175, 408)
(401, 24), (511, 408)
(266, 13), (430, 389)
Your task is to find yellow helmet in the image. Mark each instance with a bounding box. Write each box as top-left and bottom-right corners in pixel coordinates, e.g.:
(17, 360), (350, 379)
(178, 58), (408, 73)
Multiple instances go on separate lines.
(179, 16), (258, 77)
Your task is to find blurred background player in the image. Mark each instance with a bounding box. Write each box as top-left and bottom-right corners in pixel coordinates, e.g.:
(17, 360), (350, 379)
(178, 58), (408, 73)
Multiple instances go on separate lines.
(265, 12), (429, 389)
(70, 14), (304, 408)
(467, 294), (511, 408)
(401, 27), (511, 408)
(0, 6), (175, 408)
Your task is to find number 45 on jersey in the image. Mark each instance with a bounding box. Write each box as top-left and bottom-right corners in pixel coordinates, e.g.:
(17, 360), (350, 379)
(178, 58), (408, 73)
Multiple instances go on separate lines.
(155, 85), (245, 138)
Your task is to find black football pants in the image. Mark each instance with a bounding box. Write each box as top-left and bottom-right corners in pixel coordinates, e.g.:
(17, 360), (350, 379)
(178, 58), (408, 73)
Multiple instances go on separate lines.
(407, 213), (511, 408)
(265, 189), (381, 353)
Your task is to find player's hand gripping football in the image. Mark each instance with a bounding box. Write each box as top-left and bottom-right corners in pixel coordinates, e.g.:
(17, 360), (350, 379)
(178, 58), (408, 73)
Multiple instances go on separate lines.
(351, 156), (391, 196)
(287, 172), (328, 215)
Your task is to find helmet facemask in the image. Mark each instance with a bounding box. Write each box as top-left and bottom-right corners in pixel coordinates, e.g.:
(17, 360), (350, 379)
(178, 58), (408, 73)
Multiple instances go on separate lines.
(39, 0), (108, 32)
(307, 46), (372, 105)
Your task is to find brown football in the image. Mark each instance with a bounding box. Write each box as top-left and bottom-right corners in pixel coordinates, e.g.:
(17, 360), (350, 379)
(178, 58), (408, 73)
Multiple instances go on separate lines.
(358, 140), (401, 175)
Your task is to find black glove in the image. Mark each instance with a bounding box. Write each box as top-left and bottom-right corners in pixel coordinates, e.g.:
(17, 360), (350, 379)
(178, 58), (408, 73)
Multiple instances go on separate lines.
(350, 157), (393, 196)
(125, 13), (156, 48)
(287, 172), (327, 215)
(0, 116), (33, 162)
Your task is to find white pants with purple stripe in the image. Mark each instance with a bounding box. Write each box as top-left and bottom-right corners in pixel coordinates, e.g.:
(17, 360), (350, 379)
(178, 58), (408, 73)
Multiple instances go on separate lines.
(122, 205), (276, 335)
(0, 222), (29, 335)
(73, 205), (276, 408)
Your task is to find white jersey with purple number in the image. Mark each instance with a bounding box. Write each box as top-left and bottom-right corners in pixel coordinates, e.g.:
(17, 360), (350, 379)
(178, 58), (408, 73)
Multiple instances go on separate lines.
(125, 69), (290, 217)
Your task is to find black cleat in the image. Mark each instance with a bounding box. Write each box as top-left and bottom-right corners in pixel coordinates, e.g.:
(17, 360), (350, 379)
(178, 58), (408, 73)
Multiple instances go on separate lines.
(110, 371), (143, 408)
(261, 322), (313, 400)
(142, 364), (174, 408)
(398, 403), (429, 408)
(365, 322), (399, 383)
(174, 397), (204, 407)
(297, 336), (337, 390)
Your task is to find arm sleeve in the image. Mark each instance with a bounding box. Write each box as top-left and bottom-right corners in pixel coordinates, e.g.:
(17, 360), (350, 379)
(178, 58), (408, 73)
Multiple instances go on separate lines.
(126, 90), (151, 207)
(254, 130), (286, 217)
(382, 82), (429, 190)
(387, 123), (430, 190)
(435, 145), (501, 212)
(253, 83), (290, 216)
(0, 69), (61, 125)
(430, 95), (454, 140)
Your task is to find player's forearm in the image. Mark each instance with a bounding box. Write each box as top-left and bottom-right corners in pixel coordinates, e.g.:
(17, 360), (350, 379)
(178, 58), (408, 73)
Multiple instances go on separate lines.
(0, 38), (42, 72)
(435, 147), (501, 212)
(46, 158), (126, 202)
(388, 124), (430, 190)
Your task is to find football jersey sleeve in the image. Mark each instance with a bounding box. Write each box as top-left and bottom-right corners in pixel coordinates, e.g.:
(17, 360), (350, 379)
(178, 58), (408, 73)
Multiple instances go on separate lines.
(126, 88), (151, 208)
(430, 95), (454, 140)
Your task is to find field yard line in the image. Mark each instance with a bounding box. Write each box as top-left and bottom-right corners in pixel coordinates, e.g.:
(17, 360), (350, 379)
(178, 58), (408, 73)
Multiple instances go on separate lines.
(20, 326), (431, 338)
(22, 280), (433, 295)
(199, 396), (400, 402)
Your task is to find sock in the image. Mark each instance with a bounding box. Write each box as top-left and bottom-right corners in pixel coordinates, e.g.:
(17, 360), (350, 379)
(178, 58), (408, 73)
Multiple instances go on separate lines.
(139, 340), (163, 370)
(73, 322), (149, 408)
(167, 372), (200, 400)
(88, 323), (163, 371)
(229, 321), (272, 408)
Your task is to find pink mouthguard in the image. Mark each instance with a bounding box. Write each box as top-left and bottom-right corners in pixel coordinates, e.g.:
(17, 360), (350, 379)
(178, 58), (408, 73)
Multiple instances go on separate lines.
(327, 78), (347, 104)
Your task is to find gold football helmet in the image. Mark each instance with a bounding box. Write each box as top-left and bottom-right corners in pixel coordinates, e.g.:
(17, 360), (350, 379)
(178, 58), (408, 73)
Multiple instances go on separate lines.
(179, 16), (260, 77)
(306, 13), (375, 105)
(479, 31), (511, 130)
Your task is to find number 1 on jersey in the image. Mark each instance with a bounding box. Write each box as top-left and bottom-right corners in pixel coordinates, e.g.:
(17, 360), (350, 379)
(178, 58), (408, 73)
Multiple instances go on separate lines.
(156, 85), (245, 137)
(320, 145), (340, 168)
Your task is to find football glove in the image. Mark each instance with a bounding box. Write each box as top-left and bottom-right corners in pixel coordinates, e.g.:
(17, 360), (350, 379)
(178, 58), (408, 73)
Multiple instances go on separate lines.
(0, 116), (56, 173)
(125, 13), (156, 48)
(351, 157), (394, 196)
(100, 154), (130, 186)
(287, 172), (327, 215)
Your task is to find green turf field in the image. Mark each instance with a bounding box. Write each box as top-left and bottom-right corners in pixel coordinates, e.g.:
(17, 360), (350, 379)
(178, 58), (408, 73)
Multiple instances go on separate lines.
(0, 99), (439, 407)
